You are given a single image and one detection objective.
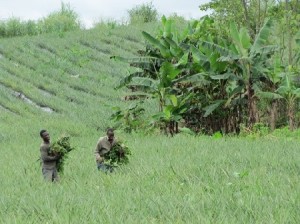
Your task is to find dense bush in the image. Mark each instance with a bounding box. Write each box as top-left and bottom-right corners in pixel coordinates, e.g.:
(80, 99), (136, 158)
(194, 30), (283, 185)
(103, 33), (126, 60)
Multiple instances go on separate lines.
(39, 3), (81, 34)
(0, 3), (81, 38)
(112, 14), (300, 135)
(127, 2), (159, 24)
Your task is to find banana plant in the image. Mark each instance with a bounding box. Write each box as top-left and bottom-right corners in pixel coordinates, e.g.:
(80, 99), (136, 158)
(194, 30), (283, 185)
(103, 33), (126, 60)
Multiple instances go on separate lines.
(151, 93), (194, 136)
(126, 61), (179, 108)
(126, 60), (205, 135)
(257, 66), (300, 131)
(276, 68), (300, 130)
(197, 19), (277, 127)
(110, 101), (145, 133)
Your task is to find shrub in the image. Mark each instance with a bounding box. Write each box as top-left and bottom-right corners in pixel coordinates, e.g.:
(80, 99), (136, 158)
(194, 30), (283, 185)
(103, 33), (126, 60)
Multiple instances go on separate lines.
(93, 18), (120, 30)
(25, 20), (39, 36)
(127, 2), (158, 24)
(0, 21), (6, 37)
(39, 2), (81, 34)
(5, 17), (25, 37)
(0, 2), (81, 38)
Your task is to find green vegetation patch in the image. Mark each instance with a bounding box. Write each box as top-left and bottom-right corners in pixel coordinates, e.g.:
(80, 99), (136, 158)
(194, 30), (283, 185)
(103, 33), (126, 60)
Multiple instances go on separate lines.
(50, 135), (75, 173)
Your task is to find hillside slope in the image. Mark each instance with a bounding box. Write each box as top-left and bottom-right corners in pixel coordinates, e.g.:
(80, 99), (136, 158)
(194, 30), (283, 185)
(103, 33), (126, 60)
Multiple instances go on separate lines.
(0, 23), (158, 130)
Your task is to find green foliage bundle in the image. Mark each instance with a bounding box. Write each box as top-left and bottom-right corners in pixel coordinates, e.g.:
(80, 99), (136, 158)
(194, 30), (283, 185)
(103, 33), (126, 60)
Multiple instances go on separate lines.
(50, 136), (75, 173)
(104, 140), (131, 167)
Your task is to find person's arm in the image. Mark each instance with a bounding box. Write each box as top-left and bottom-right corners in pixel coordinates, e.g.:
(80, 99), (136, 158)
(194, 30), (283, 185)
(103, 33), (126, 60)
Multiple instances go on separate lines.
(40, 145), (59, 162)
(95, 140), (104, 163)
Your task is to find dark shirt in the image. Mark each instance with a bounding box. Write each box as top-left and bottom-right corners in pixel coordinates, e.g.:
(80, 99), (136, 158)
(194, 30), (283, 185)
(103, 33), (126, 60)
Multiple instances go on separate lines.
(40, 142), (59, 169)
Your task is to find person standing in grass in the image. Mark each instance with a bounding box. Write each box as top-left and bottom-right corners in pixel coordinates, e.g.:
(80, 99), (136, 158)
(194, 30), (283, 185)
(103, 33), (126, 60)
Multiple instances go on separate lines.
(94, 128), (117, 173)
(40, 130), (60, 182)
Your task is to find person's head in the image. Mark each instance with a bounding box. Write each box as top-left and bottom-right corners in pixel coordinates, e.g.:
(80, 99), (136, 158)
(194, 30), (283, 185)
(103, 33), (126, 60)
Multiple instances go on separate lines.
(40, 129), (50, 142)
(106, 128), (114, 142)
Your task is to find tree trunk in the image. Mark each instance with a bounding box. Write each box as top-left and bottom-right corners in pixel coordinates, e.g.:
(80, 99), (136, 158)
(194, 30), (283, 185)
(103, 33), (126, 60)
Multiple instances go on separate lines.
(241, 0), (250, 30)
(175, 122), (179, 133)
(247, 82), (258, 128)
(285, 0), (293, 65)
(269, 100), (278, 131)
(257, 0), (261, 35)
(169, 121), (174, 136)
(287, 100), (295, 131)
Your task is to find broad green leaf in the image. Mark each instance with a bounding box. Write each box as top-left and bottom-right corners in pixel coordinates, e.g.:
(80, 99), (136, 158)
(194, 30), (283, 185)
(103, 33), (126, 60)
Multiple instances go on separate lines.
(276, 86), (290, 95)
(165, 37), (183, 57)
(230, 23), (248, 57)
(256, 91), (283, 100)
(160, 38), (170, 48)
(203, 100), (224, 117)
(142, 31), (163, 48)
(173, 73), (211, 87)
(124, 92), (152, 98)
(160, 62), (181, 80)
(230, 22), (241, 50)
(152, 112), (165, 120)
(218, 55), (239, 62)
(292, 88), (300, 98)
(210, 73), (231, 80)
(163, 105), (172, 119)
(173, 115), (182, 122)
(131, 77), (157, 88)
(116, 72), (143, 89)
(177, 107), (188, 114)
(190, 45), (207, 62)
(161, 15), (167, 26)
(176, 52), (189, 66)
(110, 55), (158, 64)
(165, 37), (179, 49)
(169, 95), (178, 107)
(142, 31), (171, 58)
(209, 53), (227, 72)
(163, 19), (172, 38)
(240, 27), (251, 49)
(201, 41), (235, 58)
(251, 19), (272, 54)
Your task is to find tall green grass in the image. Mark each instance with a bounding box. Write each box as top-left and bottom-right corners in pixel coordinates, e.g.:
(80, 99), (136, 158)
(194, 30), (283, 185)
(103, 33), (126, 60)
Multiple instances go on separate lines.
(0, 118), (299, 223)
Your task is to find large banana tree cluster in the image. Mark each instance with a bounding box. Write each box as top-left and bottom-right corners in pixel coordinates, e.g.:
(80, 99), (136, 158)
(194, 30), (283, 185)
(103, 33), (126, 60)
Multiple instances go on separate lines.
(112, 16), (300, 134)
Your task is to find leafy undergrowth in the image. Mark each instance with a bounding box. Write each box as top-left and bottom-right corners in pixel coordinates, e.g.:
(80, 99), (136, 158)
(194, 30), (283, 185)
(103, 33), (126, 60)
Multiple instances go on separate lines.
(238, 125), (300, 140)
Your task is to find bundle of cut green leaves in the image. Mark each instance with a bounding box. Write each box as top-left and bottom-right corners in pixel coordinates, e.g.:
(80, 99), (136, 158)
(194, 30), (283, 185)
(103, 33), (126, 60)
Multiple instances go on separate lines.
(50, 136), (75, 173)
(104, 140), (131, 167)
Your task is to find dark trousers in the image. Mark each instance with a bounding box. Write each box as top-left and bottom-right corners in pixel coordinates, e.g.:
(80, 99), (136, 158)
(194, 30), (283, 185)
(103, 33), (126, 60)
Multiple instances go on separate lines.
(42, 167), (59, 182)
(97, 162), (114, 173)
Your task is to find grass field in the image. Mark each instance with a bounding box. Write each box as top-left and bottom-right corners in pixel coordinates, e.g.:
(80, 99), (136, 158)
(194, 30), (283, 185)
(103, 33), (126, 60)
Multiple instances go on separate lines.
(0, 23), (299, 223)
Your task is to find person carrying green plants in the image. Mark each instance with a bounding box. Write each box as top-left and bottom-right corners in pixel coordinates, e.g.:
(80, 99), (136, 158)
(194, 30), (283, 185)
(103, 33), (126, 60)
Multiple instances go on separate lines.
(94, 128), (117, 173)
(39, 130), (61, 182)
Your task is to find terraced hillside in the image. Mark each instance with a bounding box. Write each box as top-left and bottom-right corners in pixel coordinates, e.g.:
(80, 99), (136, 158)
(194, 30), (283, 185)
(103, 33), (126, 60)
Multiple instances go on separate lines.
(0, 23), (157, 129)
